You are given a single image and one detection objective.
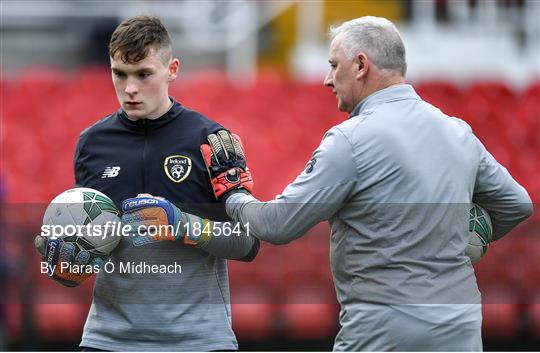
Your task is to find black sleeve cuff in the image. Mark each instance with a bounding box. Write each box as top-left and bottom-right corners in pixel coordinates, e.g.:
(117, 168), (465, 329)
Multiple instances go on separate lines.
(221, 188), (251, 204)
(235, 238), (260, 262)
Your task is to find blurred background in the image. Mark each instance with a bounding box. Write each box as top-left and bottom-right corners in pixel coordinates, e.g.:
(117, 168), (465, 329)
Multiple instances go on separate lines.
(1, 0), (539, 351)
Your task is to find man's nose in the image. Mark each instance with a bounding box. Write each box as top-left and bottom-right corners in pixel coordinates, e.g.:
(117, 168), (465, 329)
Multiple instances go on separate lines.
(323, 71), (333, 87)
(125, 78), (138, 95)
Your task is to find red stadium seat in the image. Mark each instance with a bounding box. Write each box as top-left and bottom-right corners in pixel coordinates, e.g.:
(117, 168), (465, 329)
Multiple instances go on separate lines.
(231, 303), (276, 341)
(471, 80), (515, 96)
(281, 303), (338, 340)
(481, 288), (521, 340)
(231, 283), (277, 341)
(415, 80), (463, 100)
(4, 304), (22, 341)
(523, 81), (540, 100)
(529, 301), (540, 339)
(415, 80), (465, 118)
(279, 263), (338, 340)
(34, 303), (89, 341)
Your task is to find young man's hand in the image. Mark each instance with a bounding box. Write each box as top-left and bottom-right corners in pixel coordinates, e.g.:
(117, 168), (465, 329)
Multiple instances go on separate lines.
(34, 235), (104, 287)
(121, 194), (199, 246)
(200, 130), (253, 201)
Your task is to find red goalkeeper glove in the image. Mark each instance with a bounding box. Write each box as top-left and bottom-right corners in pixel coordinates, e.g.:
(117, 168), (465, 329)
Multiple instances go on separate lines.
(200, 130), (253, 200)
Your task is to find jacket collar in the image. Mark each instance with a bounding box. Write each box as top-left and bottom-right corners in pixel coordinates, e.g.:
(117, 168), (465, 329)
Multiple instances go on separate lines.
(349, 84), (420, 118)
(118, 97), (184, 132)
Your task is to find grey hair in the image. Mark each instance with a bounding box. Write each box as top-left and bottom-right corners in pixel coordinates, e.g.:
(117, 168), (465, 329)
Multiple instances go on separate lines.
(330, 16), (407, 76)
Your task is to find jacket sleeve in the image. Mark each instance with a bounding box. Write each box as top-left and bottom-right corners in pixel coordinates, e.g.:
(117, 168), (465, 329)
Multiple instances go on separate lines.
(225, 127), (357, 245)
(472, 137), (533, 240)
(189, 220), (259, 262)
(73, 132), (87, 187)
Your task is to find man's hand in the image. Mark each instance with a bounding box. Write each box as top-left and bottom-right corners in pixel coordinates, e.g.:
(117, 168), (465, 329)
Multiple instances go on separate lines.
(121, 195), (195, 246)
(34, 235), (105, 287)
(200, 130), (253, 200)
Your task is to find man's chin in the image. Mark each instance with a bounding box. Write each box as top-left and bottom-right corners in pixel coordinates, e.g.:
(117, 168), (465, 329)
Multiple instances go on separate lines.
(337, 102), (350, 113)
(124, 108), (146, 119)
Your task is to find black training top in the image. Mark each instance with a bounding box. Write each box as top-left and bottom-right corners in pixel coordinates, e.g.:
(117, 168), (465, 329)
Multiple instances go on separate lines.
(75, 99), (225, 211)
(76, 99), (256, 350)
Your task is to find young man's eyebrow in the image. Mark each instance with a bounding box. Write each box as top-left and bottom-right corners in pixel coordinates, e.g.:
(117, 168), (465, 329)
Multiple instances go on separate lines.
(111, 67), (154, 73)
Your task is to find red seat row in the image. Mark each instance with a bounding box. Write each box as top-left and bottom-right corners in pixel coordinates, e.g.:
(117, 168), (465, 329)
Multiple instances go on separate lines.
(2, 72), (539, 203)
(6, 300), (540, 342)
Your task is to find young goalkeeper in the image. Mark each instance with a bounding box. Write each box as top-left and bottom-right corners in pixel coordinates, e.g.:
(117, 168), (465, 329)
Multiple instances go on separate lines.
(35, 15), (258, 351)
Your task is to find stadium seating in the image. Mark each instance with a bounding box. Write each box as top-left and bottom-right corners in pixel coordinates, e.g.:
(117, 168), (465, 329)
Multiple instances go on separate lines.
(34, 303), (89, 341)
(2, 70), (538, 344)
(482, 303), (521, 340)
(529, 300), (540, 339)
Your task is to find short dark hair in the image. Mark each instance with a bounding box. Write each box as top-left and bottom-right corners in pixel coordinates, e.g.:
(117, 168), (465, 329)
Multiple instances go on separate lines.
(108, 15), (172, 64)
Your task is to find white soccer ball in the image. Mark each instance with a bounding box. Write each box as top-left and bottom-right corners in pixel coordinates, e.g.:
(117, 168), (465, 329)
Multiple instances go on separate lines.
(466, 204), (493, 264)
(42, 187), (121, 257)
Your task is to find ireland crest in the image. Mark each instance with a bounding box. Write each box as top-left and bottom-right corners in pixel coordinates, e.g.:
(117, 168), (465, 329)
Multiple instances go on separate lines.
(164, 155), (192, 183)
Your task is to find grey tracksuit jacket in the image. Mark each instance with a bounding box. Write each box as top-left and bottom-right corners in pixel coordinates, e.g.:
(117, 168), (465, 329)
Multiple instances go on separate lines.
(226, 84), (533, 351)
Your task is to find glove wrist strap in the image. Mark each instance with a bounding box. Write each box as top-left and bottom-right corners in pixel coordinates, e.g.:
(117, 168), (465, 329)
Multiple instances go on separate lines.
(181, 212), (213, 246)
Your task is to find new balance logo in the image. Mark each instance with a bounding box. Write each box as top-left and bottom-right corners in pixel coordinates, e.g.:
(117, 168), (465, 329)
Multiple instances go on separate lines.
(102, 166), (120, 178)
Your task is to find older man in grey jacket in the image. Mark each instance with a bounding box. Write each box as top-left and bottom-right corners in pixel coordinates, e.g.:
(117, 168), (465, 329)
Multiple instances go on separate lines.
(200, 16), (533, 351)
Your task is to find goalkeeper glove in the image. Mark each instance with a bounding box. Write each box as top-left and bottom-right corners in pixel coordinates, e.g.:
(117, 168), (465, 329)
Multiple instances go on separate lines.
(200, 130), (253, 200)
(34, 235), (105, 287)
(121, 194), (211, 246)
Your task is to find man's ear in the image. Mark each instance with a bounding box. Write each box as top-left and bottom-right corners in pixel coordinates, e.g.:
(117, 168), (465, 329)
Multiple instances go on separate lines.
(168, 58), (180, 82)
(355, 53), (368, 80)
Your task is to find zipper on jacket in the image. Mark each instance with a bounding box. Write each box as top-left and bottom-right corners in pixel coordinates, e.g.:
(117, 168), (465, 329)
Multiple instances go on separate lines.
(142, 119), (148, 190)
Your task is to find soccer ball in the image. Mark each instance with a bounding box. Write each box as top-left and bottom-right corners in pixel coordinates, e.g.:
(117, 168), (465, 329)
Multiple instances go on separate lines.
(466, 204), (493, 264)
(42, 187), (121, 257)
